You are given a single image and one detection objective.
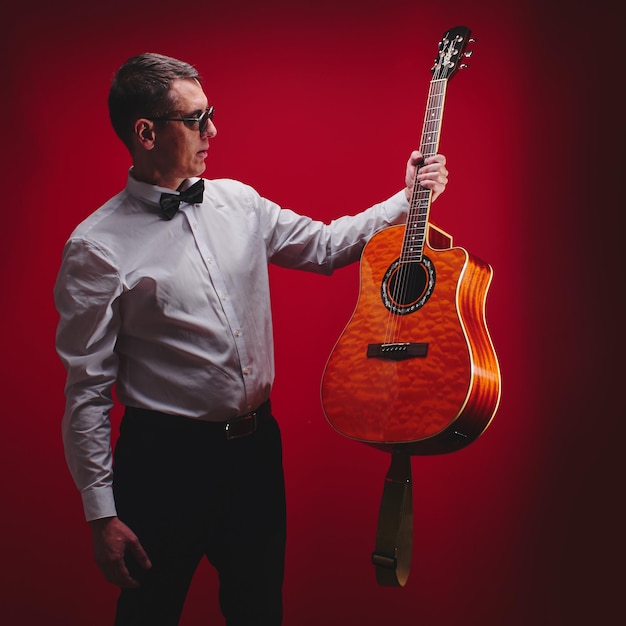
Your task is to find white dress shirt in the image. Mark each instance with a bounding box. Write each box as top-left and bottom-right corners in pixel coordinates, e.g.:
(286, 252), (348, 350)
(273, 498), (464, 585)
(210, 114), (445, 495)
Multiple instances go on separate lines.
(54, 171), (409, 521)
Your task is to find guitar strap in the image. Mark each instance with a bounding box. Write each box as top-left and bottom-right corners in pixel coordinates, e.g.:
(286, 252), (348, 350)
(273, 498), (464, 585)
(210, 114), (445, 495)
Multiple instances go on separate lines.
(371, 448), (413, 586)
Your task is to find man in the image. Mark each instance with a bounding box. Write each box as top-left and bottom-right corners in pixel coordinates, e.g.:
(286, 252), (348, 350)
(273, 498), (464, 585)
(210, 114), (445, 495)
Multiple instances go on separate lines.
(54, 52), (449, 625)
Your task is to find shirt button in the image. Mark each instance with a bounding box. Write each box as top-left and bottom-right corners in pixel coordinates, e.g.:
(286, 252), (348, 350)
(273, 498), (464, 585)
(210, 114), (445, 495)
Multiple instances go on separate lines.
(234, 330), (241, 337)
(243, 367), (250, 375)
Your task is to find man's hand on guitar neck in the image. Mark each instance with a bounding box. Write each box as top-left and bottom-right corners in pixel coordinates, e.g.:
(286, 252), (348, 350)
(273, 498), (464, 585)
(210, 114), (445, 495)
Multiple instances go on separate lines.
(405, 150), (448, 203)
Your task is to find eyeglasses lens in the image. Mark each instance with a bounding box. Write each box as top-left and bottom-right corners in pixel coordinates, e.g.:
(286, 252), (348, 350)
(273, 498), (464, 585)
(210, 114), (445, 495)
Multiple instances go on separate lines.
(199, 107), (214, 134)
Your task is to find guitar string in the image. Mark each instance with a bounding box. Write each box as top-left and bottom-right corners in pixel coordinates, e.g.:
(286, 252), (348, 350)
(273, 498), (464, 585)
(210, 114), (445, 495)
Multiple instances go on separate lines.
(387, 74), (437, 345)
(385, 76), (447, 347)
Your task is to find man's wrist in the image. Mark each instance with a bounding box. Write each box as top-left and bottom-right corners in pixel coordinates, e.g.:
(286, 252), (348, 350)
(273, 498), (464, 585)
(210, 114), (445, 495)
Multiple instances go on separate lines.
(88, 515), (117, 531)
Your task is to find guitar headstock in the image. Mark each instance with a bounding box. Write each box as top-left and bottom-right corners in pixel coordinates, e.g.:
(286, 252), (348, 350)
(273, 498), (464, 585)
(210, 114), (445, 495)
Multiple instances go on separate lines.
(432, 26), (474, 81)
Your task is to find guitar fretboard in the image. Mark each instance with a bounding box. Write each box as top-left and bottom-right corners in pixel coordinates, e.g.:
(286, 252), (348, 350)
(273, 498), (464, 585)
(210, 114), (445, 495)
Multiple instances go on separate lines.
(401, 78), (448, 264)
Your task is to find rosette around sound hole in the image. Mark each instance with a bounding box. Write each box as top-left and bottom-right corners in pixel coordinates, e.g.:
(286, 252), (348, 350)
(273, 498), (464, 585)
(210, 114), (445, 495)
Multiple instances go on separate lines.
(380, 257), (435, 315)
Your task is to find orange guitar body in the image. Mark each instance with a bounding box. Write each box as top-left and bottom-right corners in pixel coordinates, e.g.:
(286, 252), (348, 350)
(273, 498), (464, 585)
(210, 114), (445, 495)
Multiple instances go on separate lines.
(321, 224), (501, 455)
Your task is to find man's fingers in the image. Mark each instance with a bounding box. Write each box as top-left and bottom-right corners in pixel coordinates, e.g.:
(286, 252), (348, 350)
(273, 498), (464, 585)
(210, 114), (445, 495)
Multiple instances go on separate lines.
(96, 554), (140, 588)
(128, 536), (152, 571)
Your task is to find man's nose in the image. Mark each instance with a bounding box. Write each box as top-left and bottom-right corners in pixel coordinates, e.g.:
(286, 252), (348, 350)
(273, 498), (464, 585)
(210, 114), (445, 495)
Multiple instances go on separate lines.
(201, 120), (217, 138)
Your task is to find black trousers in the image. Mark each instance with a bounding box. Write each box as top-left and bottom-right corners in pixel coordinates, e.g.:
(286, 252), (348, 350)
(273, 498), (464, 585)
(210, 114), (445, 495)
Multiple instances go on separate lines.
(112, 402), (286, 626)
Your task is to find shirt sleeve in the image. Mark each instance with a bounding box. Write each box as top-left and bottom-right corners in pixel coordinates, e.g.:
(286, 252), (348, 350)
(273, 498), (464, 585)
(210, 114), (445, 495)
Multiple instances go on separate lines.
(54, 238), (123, 521)
(263, 190), (409, 273)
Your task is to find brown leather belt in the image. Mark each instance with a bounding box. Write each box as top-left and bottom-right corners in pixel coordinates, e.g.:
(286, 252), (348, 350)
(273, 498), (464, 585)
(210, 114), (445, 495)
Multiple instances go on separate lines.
(124, 400), (272, 440)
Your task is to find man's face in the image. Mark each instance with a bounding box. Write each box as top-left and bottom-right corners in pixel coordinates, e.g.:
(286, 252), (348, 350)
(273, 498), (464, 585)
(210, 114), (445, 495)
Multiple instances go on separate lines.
(150, 78), (216, 186)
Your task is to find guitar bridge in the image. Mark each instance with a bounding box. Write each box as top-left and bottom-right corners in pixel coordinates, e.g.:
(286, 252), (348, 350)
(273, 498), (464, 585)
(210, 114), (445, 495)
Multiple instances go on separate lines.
(366, 342), (429, 361)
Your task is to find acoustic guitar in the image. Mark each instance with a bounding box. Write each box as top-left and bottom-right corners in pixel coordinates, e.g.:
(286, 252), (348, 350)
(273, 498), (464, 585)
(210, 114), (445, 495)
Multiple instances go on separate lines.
(321, 26), (501, 457)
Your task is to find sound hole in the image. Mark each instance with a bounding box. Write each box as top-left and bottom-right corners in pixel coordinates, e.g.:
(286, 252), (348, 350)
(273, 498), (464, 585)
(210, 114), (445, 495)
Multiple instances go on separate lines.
(381, 257), (435, 315)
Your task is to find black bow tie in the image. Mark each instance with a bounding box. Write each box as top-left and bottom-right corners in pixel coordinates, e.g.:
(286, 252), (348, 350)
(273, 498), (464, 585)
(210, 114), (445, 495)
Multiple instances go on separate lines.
(159, 179), (205, 220)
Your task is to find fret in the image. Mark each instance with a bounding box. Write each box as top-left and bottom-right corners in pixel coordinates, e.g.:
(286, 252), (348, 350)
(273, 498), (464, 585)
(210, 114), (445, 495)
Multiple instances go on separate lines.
(401, 73), (447, 262)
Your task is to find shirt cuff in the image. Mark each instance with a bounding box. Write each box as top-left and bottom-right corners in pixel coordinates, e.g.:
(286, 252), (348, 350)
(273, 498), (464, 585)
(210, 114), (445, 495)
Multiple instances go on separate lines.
(81, 486), (117, 522)
(382, 189), (410, 224)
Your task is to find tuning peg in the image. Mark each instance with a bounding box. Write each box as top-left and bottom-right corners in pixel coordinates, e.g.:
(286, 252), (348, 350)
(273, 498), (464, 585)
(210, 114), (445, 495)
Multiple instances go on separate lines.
(469, 38), (477, 43)
(459, 64), (469, 70)
(464, 50), (474, 58)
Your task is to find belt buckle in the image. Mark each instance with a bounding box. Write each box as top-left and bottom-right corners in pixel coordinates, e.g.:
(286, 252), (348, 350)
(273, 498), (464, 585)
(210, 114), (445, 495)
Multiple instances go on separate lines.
(225, 412), (257, 440)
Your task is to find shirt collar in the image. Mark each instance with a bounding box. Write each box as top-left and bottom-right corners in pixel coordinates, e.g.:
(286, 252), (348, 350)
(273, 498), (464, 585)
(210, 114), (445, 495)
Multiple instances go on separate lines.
(125, 168), (202, 207)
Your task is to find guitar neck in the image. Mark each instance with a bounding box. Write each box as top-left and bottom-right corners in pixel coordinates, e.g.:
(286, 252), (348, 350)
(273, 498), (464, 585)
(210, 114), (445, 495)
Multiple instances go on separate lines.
(402, 78), (448, 263)
(421, 78), (447, 160)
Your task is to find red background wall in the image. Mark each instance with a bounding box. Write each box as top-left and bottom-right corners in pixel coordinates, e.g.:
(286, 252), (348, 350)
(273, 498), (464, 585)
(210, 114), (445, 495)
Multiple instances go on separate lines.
(1, 1), (622, 624)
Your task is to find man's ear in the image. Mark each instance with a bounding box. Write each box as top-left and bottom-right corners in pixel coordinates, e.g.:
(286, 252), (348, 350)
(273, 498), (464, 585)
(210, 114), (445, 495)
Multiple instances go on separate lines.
(134, 119), (156, 150)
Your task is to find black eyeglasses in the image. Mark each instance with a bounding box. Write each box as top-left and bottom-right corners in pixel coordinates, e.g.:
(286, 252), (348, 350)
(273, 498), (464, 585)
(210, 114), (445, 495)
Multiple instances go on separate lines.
(151, 106), (215, 135)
